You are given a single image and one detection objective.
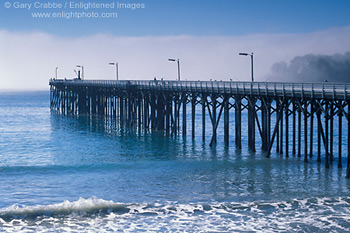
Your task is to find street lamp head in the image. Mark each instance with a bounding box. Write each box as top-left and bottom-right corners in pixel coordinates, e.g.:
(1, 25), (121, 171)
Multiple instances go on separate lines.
(76, 65), (82, 68)
(109, 63), (115, 65)
(168, 59), (176, 62)
(239, 53), (249, 56)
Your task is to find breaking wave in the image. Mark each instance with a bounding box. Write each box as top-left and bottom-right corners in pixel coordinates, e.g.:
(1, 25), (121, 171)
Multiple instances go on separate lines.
(1, 196), (350, 232)
(0, 197), (129, 221)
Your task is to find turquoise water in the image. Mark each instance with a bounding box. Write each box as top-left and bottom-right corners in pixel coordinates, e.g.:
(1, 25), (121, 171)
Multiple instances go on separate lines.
(1, 91), (350, 232)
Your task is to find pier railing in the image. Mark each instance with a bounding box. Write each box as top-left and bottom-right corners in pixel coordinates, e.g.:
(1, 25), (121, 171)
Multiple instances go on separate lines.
(50, 79), (350, 100)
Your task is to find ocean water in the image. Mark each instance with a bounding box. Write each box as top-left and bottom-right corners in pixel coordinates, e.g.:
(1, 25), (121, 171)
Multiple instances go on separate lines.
(1, 91), (350, 232)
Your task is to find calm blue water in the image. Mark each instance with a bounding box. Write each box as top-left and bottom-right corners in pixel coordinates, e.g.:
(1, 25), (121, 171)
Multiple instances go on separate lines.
(1, 91), (350, 232)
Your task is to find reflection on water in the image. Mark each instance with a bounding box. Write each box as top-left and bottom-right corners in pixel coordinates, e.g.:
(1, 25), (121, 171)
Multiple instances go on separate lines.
(48, 112), (350, 204)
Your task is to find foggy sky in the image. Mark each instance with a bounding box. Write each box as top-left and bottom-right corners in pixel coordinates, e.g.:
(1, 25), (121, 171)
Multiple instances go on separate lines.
(1, 27), (350, 90)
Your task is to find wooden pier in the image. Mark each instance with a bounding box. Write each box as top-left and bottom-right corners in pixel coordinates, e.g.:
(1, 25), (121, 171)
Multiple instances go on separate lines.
(50, 79), (350, 177)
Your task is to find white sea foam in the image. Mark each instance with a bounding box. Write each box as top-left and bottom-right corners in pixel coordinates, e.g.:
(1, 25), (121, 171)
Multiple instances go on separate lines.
(1, 196), (350, 232)
(0, 197), (127, 219)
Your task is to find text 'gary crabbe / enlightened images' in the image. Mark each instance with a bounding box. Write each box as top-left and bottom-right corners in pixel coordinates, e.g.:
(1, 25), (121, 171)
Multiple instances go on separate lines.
(3, 1), (146, 20)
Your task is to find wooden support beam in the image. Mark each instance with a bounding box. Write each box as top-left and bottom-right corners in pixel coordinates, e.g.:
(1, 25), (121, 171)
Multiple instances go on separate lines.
(298, 101), (301, 157)
(325, 101), (330, 169)
(347, 104), (350, 178)
(192, 94), (196, 139)
(224, 95), (229, 146)
(166, 96), (170, 133)
(304, 102), (308, 163)
(255, 111), (263, 143)
(150, 94), (156, 130)
(248, 96), (256, 152)
(317, 109), (321, 163)
(293, 101), (296, 155)
(267, 100), (271, 150)
(309, 101), (314, 158)
(157, 94), (165, 130)
(235, 96), (242, 149)
(280, 102), (283, 155)
(174, 95), (178, 135)
(138, 94), (142, 130)
(202, 94), (206, 141)
(182, 93), (187, 136)
(338, 106), (342, 169)
(330, 102), (334, 164)
(267, 99), (286, 158)
(177, 95), (181, 133)
(285, 100), (289, 157)
(276, 101), (280, 153)
(143, 94), (148, 129)
(127, 95), (131, 126)
(264, 101), (268, 151)
(208, 95), (217, 146)
(316, 106), (330, 167)
(261, 98), (267, 151)
(210, 100), (225, 147)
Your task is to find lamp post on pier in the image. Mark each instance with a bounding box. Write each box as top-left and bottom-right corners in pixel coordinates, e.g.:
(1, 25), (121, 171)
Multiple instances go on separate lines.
(239, 53), (254, 82)
(55, 67), (58, 79)
(76, 65), (84, 80)
(109, 62), (119, 80)
(168, 58), (181, 81)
